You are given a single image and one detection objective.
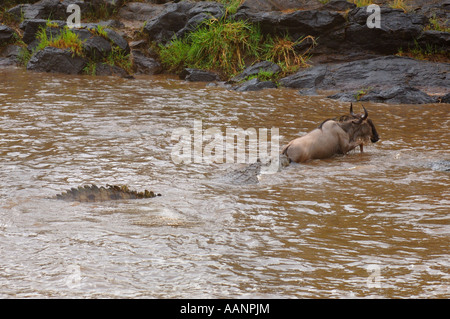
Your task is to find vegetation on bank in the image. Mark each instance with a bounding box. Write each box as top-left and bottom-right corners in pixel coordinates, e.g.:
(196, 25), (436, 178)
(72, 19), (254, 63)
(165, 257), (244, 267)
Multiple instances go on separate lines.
(396, 41), (450, 63)
(1, 0), (449, 78)
(16, 22), (133, 75)
(158, 17), (316, 79)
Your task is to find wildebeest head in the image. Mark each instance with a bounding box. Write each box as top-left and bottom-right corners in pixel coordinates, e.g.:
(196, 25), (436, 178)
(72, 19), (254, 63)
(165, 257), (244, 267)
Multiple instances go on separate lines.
(340, 103), (379, 144)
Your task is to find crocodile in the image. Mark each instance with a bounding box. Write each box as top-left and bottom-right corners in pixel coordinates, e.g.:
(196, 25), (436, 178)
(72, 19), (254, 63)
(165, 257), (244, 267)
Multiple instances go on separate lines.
(55, 184), (161, 202)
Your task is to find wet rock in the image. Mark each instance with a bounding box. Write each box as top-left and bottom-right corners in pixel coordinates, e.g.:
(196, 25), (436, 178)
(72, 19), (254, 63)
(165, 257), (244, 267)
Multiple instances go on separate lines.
(180, 68), (220, 82)
(439, 92), (450, 104)
(83, 36), (112, 60)
(321, 0), (356, 11)
(143, 1), (195, 43)
(233, 78), (277, 92)
(280, 56), (450, 93)
(118, 2), (164, 21)
(0, 25), (16, 44)
(20, 19), (66, 45)
(234, 6), (345, 38)
(132, 50), (162, 75)
(94, 63), (130, 77)
(298, 87), (318, 96)
(417, 30), (450, 48)
(0, 44), (22, 67)
(344, 6), (428, 54)
(279, 64), (327, 89)
(8, 0), (88, 21)
(27, 46), (87, 74)
(229, 61), (281, 83)
(103, 28), (130, 54)
(143, 1), (225, 44)
(415, 0), (450, 21)
(239, 0), (323, 12)
(328, 86), (437, 104)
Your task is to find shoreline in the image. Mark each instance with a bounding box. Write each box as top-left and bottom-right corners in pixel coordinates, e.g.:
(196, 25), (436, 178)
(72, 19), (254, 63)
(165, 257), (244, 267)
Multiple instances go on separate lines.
(1, 0), (449, 104)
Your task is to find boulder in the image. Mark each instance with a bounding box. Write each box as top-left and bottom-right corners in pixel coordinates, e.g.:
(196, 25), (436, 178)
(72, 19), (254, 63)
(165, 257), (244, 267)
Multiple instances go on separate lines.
(239, 0), (323, 12)
(280, 56), (450, 92)
(417, 30), (450, 48)
(143, 1), (195, 43)
(132, 50), (162, 75)
(327, 86), (437, 104)
(0, 44), (22, 67)
(344, 6), (428, 54)
(179, 68), (220, 82)
(229, 61), (281, 83)
(233, 78), (278, 91)
(20, 19), (66, 45)
(233, 6), (345, 38)
(118, 2), (164, 21)
(143, 1), (225, 44)
(321, 0), (356, 11)
(8, 0), (88, 21)
(83, 36), (112, 60)
(0, 25), (16, 44)
(94, 63), (130, 77)
(439, 92), (450, 103)
(26, 46), (87, 74)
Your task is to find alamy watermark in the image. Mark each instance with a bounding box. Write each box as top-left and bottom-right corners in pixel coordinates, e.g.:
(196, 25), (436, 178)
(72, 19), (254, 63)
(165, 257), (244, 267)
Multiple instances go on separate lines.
(66, 4), (81, 29)
(366, 264), (382, 288)
(367, 4), (381, 29)
(170, 120), (280, 174)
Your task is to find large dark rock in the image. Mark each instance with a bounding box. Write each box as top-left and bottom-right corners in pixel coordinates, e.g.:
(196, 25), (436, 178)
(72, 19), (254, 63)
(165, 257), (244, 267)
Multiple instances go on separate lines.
(321, 0), (356, 11)
(233, 6), (346, 39)
(8, 0), (88, 21)
(143, 1), (195, 43)
(343, 6), (428, 54)
(417, 30), (450, 48)
(239, 0), (323, 12)
(280, 56), (450, 92)
(20, 19), (66, 45)
(232, 78), (278, 91)
(179, 68), (220, 82)
(0, 25), (16, 44)
(118, 2), (164, 21)
(94, 63), (130, 77)
(143, 1), (225, 44)
(0, 44), (22, 67)
(83, 36), (112, 60)
(439, 92), (450, 103)
(27, 46), (87, 74)
(132, 50), (162, 75)
(229, 61), (281, 83)
(327, 86), (437, 104)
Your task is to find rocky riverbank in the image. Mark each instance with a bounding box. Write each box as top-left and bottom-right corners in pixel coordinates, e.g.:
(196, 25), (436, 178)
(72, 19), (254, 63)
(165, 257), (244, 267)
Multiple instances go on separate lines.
(0, 0), (449, 103)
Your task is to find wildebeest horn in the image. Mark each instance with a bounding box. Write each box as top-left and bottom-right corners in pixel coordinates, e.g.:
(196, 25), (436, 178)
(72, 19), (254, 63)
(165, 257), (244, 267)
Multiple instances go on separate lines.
(361, 105), (368, 119)
(350, 103), (356, 117)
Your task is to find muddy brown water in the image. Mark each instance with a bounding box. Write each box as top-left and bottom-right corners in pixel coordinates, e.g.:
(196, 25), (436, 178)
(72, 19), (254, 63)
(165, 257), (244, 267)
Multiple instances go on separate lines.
(0, 68), (448, 298)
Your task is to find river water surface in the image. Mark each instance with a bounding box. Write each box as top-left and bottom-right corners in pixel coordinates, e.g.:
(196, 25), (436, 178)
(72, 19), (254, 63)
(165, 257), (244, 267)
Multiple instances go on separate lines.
(0, 68), (449, 298)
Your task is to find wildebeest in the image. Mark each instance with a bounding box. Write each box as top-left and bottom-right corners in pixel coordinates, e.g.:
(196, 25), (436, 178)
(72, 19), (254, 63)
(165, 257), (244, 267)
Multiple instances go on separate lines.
(282, 104), (379, 163)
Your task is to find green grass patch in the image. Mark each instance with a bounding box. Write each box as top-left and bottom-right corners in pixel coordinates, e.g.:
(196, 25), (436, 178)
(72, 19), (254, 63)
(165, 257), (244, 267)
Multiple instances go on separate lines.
(425, 14), (450, 32)
(35, 25), (84, 57)
(158, 17), (315, 79)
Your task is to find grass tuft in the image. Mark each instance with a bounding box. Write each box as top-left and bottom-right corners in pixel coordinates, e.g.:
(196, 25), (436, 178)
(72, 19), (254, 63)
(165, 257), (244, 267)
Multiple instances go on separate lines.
(158, 18), (315, 79)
